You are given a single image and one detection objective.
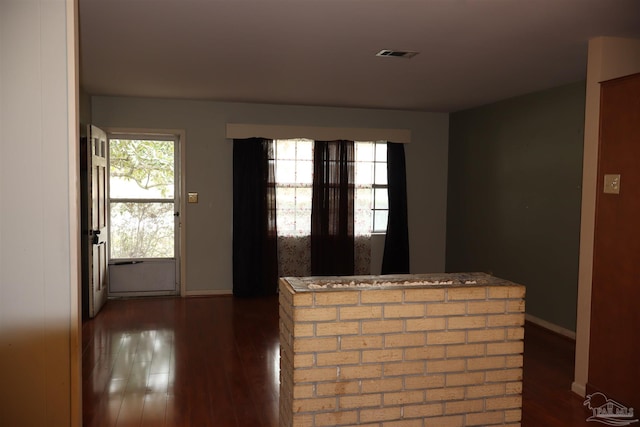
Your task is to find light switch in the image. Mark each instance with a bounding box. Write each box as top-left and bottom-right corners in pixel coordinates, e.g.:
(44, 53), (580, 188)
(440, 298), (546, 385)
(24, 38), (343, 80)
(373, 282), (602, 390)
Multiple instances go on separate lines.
(603, 174), (620, 194)
(188, 192), (199, 203)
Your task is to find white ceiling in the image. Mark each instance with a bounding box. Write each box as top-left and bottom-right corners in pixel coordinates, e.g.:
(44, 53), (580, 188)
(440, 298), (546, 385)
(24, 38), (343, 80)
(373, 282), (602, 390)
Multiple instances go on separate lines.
(79, 0), (640, 113)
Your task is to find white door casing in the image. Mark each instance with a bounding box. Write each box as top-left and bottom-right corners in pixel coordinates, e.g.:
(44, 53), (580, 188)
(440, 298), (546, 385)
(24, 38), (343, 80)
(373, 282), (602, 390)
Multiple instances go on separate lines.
(107, 132), (181, 296)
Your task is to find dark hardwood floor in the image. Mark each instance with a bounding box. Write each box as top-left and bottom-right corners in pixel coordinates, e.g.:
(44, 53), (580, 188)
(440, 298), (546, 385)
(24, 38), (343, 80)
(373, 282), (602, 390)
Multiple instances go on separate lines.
(521, 323), (592, 427)
(82, 296), (592, 426)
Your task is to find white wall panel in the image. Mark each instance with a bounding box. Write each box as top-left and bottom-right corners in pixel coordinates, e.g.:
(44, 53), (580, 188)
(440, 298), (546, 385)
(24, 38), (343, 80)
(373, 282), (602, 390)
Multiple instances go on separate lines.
(0, 1), (73, 425)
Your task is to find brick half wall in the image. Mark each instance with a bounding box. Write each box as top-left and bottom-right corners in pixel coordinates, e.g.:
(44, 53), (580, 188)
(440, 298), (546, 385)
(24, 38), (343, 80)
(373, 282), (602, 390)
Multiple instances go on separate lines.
(279, 275), (525, 427)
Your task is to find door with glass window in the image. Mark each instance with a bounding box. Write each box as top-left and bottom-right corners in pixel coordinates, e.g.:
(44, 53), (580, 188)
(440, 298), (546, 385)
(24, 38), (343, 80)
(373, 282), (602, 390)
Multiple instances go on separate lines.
(107, 135), (180, 296)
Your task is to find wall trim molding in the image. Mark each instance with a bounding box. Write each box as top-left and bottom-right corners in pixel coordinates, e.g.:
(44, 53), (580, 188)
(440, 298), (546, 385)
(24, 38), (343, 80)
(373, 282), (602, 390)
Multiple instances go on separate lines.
(525, 313), (576, 340)
(226, 123), (411, 143)
(184, 290), (233, 297)
(571, 381), (587, 397)
(67, 0), (82, 425)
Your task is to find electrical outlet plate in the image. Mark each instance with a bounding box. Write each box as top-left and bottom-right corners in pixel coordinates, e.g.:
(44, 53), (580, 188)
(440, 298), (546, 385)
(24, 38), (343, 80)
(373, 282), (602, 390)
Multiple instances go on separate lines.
(603, 174), (620, 194)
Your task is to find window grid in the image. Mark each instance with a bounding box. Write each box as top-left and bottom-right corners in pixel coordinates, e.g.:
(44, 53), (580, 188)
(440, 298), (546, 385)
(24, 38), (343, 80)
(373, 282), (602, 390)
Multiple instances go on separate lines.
(355, 141), (388, 233)
(274, 139), (313, 237)
(108, 137), (178, 259)
(274, 139), (388, 237)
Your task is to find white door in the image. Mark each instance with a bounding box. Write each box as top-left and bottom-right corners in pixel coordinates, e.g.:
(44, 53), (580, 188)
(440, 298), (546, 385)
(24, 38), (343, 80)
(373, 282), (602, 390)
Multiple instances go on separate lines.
(87, 125), (108, 317)
(107, 133), (180, 296)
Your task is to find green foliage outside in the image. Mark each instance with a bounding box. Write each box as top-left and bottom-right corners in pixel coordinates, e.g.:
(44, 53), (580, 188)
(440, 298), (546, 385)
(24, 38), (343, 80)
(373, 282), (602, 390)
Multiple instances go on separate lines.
(110, 139), (174, 198)
(111, 202), (174, 258)
(109, 139), (175, 259)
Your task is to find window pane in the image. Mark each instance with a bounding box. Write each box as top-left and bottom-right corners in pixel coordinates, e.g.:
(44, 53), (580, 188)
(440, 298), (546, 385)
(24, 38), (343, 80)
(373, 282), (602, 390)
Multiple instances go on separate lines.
(374, 188), (388, 209)
(276, 139), (313, 236)
(355, 188), (372, 210)
(109, 139), (174, 199)
(373, 210), (389, 232)
(355, 161), (373, 185)
(374, 162), (388, 185)
(355, 187), (373, 236)
(110, 202), (174, 258)
(276, 160), (296, 184)
(355, 207), (372, 236)
(296, 187), (312, 210)
(375, 142), (387, 161)
(356, 142), (375, 161)
(277, 187), (296, 210)
(297, 160), (313, 185)
(296, 139), (313, 160)
(296, 210), (311, 235)
(277, 209), (296, 232)
(277, 140), (297, 159)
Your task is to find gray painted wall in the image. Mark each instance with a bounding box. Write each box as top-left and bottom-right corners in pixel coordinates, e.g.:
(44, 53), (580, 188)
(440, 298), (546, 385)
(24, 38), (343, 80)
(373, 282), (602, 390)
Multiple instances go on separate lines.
(446, 82), (585, 331)
(92, 97), (449, 293)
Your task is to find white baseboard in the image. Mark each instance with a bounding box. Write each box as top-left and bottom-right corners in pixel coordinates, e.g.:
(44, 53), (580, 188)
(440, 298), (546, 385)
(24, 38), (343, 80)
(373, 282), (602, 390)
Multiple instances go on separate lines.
(525, 313), (576, 340)
(571, 381), (587, 397)
(183, 289), (233, 297)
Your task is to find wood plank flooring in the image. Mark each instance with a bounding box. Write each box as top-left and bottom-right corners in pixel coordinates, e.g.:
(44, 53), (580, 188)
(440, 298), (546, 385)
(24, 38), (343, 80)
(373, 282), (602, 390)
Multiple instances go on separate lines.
(82, 296), (593, 427)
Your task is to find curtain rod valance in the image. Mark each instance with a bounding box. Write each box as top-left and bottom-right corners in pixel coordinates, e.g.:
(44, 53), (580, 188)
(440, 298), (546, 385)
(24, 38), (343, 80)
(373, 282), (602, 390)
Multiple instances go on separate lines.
(226, 124), (411, 143)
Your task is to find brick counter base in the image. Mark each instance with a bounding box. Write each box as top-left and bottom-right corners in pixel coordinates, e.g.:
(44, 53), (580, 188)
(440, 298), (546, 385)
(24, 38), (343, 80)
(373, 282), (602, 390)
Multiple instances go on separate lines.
(279, 277), (525, 427)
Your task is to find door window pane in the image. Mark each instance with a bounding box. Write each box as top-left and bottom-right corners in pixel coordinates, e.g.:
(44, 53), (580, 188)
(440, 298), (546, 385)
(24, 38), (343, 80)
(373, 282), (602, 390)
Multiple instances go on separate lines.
(110, 202), (175, 258)
(109, 137), (176, 260)
(110, 139), (174, 199)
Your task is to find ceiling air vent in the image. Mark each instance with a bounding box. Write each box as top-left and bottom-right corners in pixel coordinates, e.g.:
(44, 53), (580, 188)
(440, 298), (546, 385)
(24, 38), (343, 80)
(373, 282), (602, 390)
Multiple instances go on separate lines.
(376, 49), (419, 59)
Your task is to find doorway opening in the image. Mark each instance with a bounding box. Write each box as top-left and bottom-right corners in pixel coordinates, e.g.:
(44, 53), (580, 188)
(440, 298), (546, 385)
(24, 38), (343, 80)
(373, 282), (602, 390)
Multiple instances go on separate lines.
(107, 133), (181, 296)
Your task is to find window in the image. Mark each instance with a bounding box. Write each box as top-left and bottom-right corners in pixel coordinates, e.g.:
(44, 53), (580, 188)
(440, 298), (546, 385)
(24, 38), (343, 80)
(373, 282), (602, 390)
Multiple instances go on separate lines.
(274, 139), (313, 236)
(355, 141), (388, 234)
(273, 139), (388, 236)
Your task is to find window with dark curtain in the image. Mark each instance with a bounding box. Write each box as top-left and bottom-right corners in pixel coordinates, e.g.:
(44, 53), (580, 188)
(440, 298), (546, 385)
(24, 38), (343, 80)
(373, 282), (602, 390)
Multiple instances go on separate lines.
(311, 140), (355, 276)
(381, 142), (410, 274)
(232, 138), (278, 296)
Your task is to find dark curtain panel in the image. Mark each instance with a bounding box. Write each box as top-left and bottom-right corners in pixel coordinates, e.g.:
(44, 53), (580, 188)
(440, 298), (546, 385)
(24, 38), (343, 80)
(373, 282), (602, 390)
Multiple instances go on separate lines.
(311, 140), (355, 276)
(232, 138), (278, 296)
(382, 142), (410, 274)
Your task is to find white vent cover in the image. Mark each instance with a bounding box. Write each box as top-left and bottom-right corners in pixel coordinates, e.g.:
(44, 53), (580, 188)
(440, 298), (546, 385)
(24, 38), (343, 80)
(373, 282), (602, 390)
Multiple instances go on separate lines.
(376, 49), (419, 58)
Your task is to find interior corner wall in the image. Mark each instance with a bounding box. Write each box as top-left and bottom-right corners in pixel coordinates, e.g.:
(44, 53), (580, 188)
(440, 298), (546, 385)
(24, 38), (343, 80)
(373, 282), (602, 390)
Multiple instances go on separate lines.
(0, 0), (73, 425)
(91, 97), (449, 293)
(446, 81), (586, 332)
(573, 36), (640, 397)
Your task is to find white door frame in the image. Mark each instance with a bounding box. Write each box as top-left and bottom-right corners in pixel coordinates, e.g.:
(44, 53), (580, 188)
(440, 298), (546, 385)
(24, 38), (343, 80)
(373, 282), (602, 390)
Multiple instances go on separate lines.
(105, 127), (187, 296)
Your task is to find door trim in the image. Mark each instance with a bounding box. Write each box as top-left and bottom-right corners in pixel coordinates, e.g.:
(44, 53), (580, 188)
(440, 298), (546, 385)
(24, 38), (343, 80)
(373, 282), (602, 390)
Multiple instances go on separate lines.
(104, 127), (187, 296)
(67, 2), (80, 423)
